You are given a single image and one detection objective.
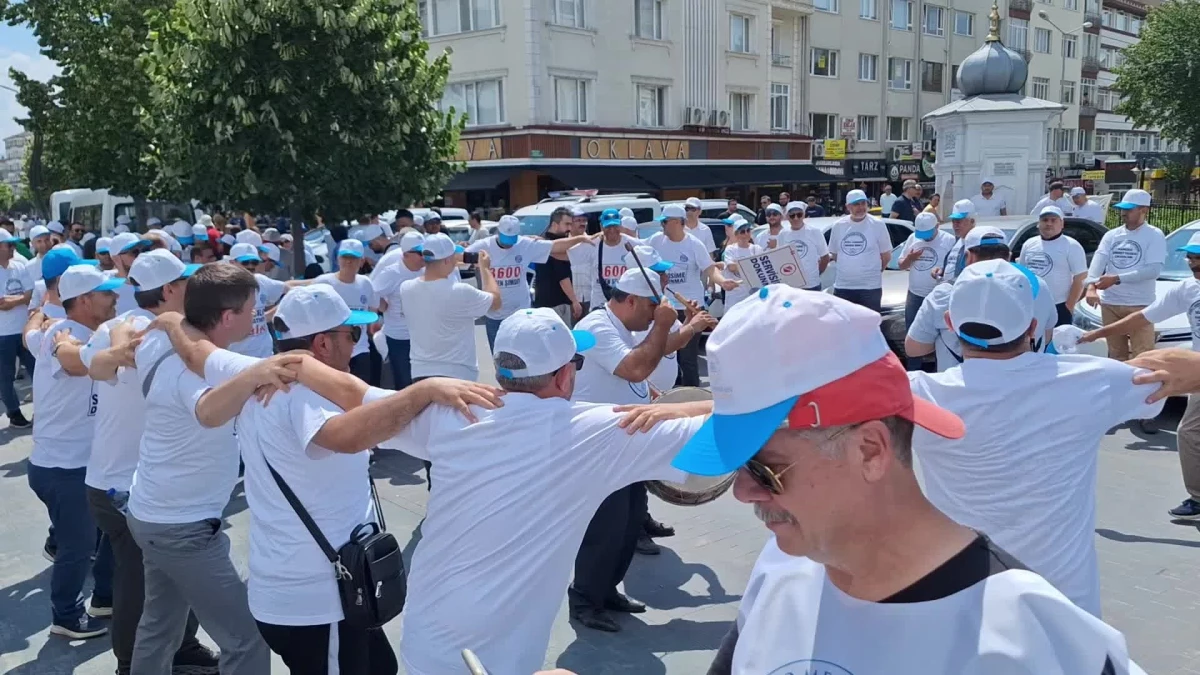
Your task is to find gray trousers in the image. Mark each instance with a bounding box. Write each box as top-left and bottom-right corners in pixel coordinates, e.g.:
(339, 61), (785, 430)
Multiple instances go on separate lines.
(126, 514), (269, 675)
(1180, 394), (1200, 501)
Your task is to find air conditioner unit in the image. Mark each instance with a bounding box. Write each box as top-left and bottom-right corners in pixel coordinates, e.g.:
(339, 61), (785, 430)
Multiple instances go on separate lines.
(890, 146), (904, 161)
(716, 110), (730, 128)
(922, 140), (934, 153)
(813, 140), (826, 158)
(1074, 152), (1089, 165)
(685, 107), (706, 126)
(847, 139), (857, 152)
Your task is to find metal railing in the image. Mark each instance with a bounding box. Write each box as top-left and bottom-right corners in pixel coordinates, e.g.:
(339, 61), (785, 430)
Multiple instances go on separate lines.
(1082, 55), (1100, 72)
(1010, 0), (1033, 12)
(771, 53), (792, 67)
(1079, 104), (1098, 117)
(1103, 199), (1200, 234)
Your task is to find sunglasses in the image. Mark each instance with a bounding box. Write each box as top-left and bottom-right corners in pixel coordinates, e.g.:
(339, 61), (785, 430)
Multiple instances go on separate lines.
(324, 326), (363, 343)
(741, 424), (858, 495)
(571, 353), (585, 371)
(788, 213), (803, 219)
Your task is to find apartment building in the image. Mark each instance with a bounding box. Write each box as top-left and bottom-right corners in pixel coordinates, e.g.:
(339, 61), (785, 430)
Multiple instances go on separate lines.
(1, 131), (29, 196)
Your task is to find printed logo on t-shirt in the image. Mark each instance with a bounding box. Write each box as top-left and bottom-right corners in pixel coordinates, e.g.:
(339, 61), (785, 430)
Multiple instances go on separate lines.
(1189, 300), (1200, 339)
(680, 253), (690, 263)
(767, 660), (854, 675)
(1110, 240), (1143, 270)
(88, 381), (98, 417)
(1023, 251), (1054, 276)
(4, 277), (23, 294)
(839, 232), (868, 256)
(792, 240), (810, 259)
(629, 380), (650, 400)
(913, 247), (939, 272)
(515, 255), (523, 264)
(494, 266), (526, 287)
(359, 294), (368, 305)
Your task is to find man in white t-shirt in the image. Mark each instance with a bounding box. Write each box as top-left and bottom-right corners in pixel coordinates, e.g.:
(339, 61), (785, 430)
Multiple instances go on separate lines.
(879, 184), (898, 217)
(1030, 181), (1076, 216)
(26, 224), (53, 281)
(226, 242), (303, 357)
(589, 210), (642, 310)
(373, 231), (426, 389)
(28, 264), (123, 640)
(897, 212), (955, 369)
(934, 199), (978, 285)
(1070, 187), (1105, 223)
(0, 230), (35, 428)
(752, 203), (784, 251)
(566, 208), (597, 317)
(647, 203), (738, 386)
(107, 233), (150, 316)
(314, 239), (380, 384)
(1019, 205), (1088, 327)
(1082, 230), (1200, 521)
(670, 286), (1148, 675)
(969, 178), (1008, 217)
(828, 189), (892, 312)
(683, 196), (718, 255)
(775, 201), (830, 292)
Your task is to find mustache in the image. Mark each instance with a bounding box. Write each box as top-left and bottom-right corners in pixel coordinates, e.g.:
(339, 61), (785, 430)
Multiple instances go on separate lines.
(755, 504), (798, 525)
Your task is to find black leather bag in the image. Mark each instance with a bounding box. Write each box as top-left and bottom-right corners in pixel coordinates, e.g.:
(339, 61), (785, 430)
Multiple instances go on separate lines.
(266, 462), (406, 629)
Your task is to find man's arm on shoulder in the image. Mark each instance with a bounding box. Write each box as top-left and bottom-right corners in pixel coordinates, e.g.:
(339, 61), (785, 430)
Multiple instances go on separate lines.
(193, 353), (304, 428)
(1104, 358), (1165, 424)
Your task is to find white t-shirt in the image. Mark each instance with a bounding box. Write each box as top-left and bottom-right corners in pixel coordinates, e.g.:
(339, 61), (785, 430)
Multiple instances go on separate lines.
(1089, 224), (1167, 307)
(371, 247), (404, 276)
(634, 319), (682, 396)
(127, 342), (253, 524)
(464, 236), (552, 320)
(907, 284), (960, 371)
(370, 390), (703, 675)
(722, 243), (765, 307)
(753, 227), (784, 251)
(572, 307), (653, 405)
(1019, 235), (1088, 304)
(25, 303), (64, 356)
(239, 383), (375, 626)
(1072, 200), (1105, 223)
(647, 231), (714, 307)
(30, 319), (96, 469)
(229, 274), (288, 358)
(0, 259), (34, 336)
(879, 192), (898, 216)
(970, 193), (1007, 217)
(901, 231), (956, 298)
(30, 279), (45, 311)
(1143, 277), (1200, 350)
(26, 255), (43, 282)
(942, 238), (965, 284)
(314, 274), (377, 357)
(908, 353), (1163, 616)
(1031, 195), (1075, 215)
(371, 262), (424, 341)
(80, 309), (160, 492)
(733, 536), (1145, 675)
(590, 234), (641, 308)
(114, 278), (138, 315)
(776, 226), (830, 290)
(685, 222), (718, 253)
(829, 215), (892, 290)
(566, 242), (597, 306)
(399, 277), (493, 380)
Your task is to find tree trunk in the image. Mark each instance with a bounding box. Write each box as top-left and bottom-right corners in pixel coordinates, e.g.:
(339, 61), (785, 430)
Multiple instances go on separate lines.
(135, 197), (150, 235)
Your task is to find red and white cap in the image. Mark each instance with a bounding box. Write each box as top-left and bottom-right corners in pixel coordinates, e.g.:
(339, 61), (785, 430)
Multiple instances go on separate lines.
(672, 285), (963, 476)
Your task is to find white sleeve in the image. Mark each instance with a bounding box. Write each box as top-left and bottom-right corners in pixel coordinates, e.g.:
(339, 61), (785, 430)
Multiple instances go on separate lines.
(815, 230), (830, 257)
(1105, 360), (1166, 425)
(292, 388), (344, 455)
(907, 292), (945, 345)
(372, 267), (403, 297)
(79, 322), (112, 372)
(522, 238), (554, 265)
(451, 282), (495, 319)
(693, 237), (714, 272)
(177, 368), (212, 423)
(17, 264), (33, 292)
(465, 238), (489, 254)
(828, 224), (843, 254)
(1141, 282), (1189, 324)
(1146, 229), (1167, 265)
(364, 388), (438, 461)
(587, 322), (634, 377)
(202, 348), (261, 386)
(259, 276), (287, 305)
(365, 278), (379, 310)
(875, 221), (892, 253)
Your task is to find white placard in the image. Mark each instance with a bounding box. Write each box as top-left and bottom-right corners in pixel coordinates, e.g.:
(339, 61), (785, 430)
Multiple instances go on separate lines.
(741, 247), (809, 290)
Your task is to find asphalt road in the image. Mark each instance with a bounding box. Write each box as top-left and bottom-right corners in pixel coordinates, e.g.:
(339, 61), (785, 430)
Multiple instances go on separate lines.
(0, 328), (1197, 674)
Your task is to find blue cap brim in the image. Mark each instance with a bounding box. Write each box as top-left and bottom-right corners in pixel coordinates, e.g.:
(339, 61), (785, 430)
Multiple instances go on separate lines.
(1179, 246), (1200, 255)
(1112, 202), (1138, 210)
(915, 230), (936, 240)
(119, 241), (149, 253)
(180, 263), (202, 278)
(602, 220), (622, 228)
(235, 255), (260, 263)
(94, 277), (125, 292)
(96, 248), (109, 254)
(409, 245), (424, 253)
(572, 330), (596, 353)
(338, 251), (363, 258)
(671, 396), (799, 476)
(77, 260), (100, 268)
(847, 199), (868, 205)
(949, 213), (969, 220)
(498, 233), (518, 246)
(455, 245), (465, 254)
(649, 261), (674, 272)
(178, 237), (195, 246)
(343, 310), (379, 326)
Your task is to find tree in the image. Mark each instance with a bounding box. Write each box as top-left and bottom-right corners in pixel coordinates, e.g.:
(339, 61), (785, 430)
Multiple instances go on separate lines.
(0, 183), (15, 213)
(1114, 0), (1200, 164)
(10, 68), (58, 217)
(142, 0), (463, 273)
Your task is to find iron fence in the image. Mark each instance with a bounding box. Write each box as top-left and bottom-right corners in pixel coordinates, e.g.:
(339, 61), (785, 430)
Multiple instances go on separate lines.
(1103, 200), (1200, 234)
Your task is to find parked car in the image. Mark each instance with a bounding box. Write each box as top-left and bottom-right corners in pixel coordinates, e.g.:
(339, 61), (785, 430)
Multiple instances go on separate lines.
(515, 193), (661, 236)
(661, 199), (757, 223)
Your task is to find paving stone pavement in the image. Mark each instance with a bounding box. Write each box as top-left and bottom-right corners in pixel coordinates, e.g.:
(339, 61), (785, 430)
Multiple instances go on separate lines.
(0, 333), (1197, 673)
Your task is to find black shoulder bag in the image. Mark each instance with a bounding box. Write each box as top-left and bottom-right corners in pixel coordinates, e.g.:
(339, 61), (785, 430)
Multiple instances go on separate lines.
(596, 240), (614, 301)
(266, 462), (407, 629)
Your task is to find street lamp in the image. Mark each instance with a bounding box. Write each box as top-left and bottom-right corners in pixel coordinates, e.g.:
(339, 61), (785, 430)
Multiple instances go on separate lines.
(1038, 10), (1093, 180)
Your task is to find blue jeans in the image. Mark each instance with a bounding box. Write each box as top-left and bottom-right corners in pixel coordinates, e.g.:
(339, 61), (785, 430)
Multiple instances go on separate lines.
(27, 464), (113, 623)
(904, 291), (927, 371)
(485, 318), (503, 353)
(0, 333), (34, 414)
(386, 337), (412, 390)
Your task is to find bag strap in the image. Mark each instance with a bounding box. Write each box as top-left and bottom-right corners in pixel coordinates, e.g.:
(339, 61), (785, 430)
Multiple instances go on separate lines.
(266, 460), (386, 563)
(938, 332), (965, 364)
(141, 348), (177, 398)
(596, 240), (613, 301)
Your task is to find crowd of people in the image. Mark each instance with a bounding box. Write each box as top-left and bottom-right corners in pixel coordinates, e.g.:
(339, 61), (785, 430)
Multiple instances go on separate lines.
(8, 185), (1195, 675)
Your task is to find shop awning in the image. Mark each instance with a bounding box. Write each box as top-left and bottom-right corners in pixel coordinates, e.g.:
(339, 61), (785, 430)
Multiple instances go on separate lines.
(716, 164), (841, 185)
(541, 165), (659, 191)
(443, 166), (521, 191)
(630, 165), (731, 189)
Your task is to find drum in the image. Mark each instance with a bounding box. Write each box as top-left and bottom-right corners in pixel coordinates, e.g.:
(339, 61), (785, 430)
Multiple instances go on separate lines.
(645, 387), (736, 506)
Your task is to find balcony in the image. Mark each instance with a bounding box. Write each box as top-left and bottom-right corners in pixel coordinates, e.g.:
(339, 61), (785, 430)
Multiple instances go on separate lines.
(1009, 0), (1032, 15)
(1081, 55), (1101, 73)
(771, 53), (792, 67)
(1079, 104), (1097, 117)
(1084, 12), (1101, 28)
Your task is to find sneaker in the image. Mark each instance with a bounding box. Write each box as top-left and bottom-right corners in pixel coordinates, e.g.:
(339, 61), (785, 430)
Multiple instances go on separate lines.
(41, 543), (56, 563)
(172, 642), (219, 674)
(50, 615), (108, 639)
(1169, 498), (1200, 520)
(7, 410), (31, 429)
(87, 597), (113, 618)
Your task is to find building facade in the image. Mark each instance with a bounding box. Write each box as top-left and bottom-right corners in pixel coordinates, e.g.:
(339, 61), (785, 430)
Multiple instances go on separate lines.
(1, 131), (30, 196)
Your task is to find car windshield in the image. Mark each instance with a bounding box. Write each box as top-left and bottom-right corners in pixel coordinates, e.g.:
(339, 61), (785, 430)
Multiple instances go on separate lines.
(517, 215), (550, 236)
(443, 228), (472, 244)
(1162, 228), (1197, 281)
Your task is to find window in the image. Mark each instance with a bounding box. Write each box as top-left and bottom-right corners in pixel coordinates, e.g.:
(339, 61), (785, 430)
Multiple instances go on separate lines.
(1034, 27), (1052, 54)
(1083, 33), (1099, 59)
(729, 92), (753, 131)
(1080, 77), (1095, 105)
(552, 0), (586, 28)
(814, 0), (839, 13)
(1086, 0), (1100, 13)
(1079, 129), (1093, 152)
(857, 115), (877, 141)
(553, 78), (589, 123)
(1102, 9), (1113, 27)
(1031, 76), (1049, 99)
(921, 61), (944, 92)
(1056, 129), (1075, 152)
(811, 48), (840, 77)
(858, 53), (879, 81)
(1096, 86), (1114, 111)
(953, 11), (973, 35)
(922, 5), (944, 35)
(442, 78), (505, 126)
(888, 57), (913, 90)
(421, 0), (500, 36)
(634, 0), (663, 39)
(891, 0), (913, 31)
(770, 83), (791, 130)
(636, 84), (665, 127)
(1061, 79), (1075, 104)
(1008, 18), (1028, 51)
(809, 113), (839, 140)
(1065, 0), (1078, 9)
(770, 23), (786, 58)
(730, 14), (752, 53)
(860, 0), (878, 19)
(886, 116), (910, 142)
(1062, 34), (1077, 58)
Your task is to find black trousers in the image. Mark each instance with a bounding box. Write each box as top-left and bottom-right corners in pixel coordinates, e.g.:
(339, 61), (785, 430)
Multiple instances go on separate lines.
(86, 487), (203, 666)
(1055, 302), (1073, 327)
(256, 621), (397, 675)
(673, 310), (701, 387)
(411, 376), (440, 490)
(832, 287), (883, 314)
(569, 482), (648, 610)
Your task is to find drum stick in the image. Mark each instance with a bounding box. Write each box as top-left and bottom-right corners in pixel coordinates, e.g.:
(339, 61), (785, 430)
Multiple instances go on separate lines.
(461, 649), (488, 675)
(623, 242), (665, 306)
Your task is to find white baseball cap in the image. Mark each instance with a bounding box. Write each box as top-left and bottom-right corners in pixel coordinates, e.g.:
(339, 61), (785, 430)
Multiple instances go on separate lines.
(47, 221), (64, 234)
(980, 177), (995, 186)
(624, 245), (674, 273)
(81, 232), (97, 245)
(169, 220), (194, 243)
(618, 207), (634, 219)
(1038, 205), (1065, 219)
(620, 216), (638, 230)
(949, 199), (976, 220)
(273, 285), (379, 341)
(29, 225), (49, 239)
(230, 242), (262, 263)
(1113, 188), (1151, 210)
(785, 201), (806, 214)
(420, 232), (463, 261)
(964, 225), (1007, 250)
(147, 217), (162, 227)
(95, 237), (112, 254)
(399, 231), (425, 253)
(1069, 187), (1087, 197)
(220, 233), (237, 247)
(191, 223), (210, 240)
(412, 215), (425, 227)
(845, 189), (869, 205)
(684, 197), (702, 210)
(569, 205), (585, 218)
(424, 211), (442, 223)
(281, 233), (294, 244)
(1177, 231), (1200, 255)
(338, 239), (365, 258)
(765, 203), (783, 215)
(353, 224), (387, 242)
(657, 204), (686, 221)
(262, 242), (281, 263)
(261, 227), (281, 242)
(116, 215), (132, 226)
(236, 229), (263, 247)
(110, 232), (148, 254)
(59, 264), (125, 301)
(671, 286), (964, 476)
(914, 211), (938, 233)
(614, 267), (664, 299)
(497, 215), (520, 245)
(128, 249), (201, 291)
(949, 259), (1037, 348)
(493, 307), (597, 378)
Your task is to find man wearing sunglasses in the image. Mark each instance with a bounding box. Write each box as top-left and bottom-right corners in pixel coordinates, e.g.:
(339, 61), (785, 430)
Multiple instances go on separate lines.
(752, 203), (784, 250)
(682, 197), (718, 257)
(1018, 205), (1088, 328)
(777, 201), (830, 292)
(313, 240), (380, 384)
(672, 285), (1148, 675)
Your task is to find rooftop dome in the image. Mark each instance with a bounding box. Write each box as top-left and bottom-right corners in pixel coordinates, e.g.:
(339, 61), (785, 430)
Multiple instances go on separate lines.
(957, 2), (1028, 97)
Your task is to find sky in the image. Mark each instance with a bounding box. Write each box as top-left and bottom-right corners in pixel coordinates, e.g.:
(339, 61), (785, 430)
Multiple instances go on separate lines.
(0, 22), (59, 146)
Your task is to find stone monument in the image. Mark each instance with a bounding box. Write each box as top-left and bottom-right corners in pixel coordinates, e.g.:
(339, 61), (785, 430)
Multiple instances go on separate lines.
(924, 2), (1065, 215)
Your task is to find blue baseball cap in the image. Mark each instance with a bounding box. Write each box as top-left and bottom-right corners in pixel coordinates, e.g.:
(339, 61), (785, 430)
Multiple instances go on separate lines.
(42, 247), (98, 280)
(600, 208), (622, 228)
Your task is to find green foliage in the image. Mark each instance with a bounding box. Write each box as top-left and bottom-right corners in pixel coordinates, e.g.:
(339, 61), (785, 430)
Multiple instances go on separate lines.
(0, 183), (15, 212)
(1114, 0), (1200, 153)
(141, 0), (464, 222)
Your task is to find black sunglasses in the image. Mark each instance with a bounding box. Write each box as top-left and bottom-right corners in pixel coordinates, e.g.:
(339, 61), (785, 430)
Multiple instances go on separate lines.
(571, 354), (585, 371)
(323, 326), (362, 343)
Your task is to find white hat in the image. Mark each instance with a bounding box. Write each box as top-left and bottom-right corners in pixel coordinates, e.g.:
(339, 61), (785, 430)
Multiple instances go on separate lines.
(671, 286), (964, 476)
(113, 222), (130, 234)
(116, 215), (132, 226)
(618, 207), (635, 219)
(81, 232), (97, 245)
(220, 233), (237, 247)
(273, 285), (379, 341)
(229, 242), (262, 263)
(110, 232), (147, 254)
(497, 215), (520, 245)
(949, 259), (1036, 348)
(262, 227), (281, 242)
(129, 249), (201, 291)
(964, 225), (1007, 249)
(844, 190), (869, 205)
(614, 267), (664, 299)
(420, 232), (461, 261)
(624, 245), (675, 274)
(914, 212), (938, 233)
(424, 211), (442, 222)
(236, 229), (263, 247)
(168, 220), (193, 242)
(784, 200), (806, 214)
(399, 231), (425, 253)
(1114, 188), (1151, 209)
(980, 177), (995, 186)
(165, 234), (183, 255)
(1038, 205), (1065, 219)
(684, 197), (702, 210)
(281, 233), (294, 244)
(412, 215), (425, 227)
(95, 237), (112, 254)
(568, 205), (585, 218)
(1069, 187), (1087, 197)
(338, 239), (365, 258)
(59, 264), (125, 301)
(47, 221), (65, 234)
(199, 214), (214, 227)
(29, 225), (50, 239)
(493, 307), (596, 378)
(262, 242), (281, 263)
(658, 204), (686, 221)
(949, 199), (977, 221)
(353, 224), (386, 242)
(191, 223), (210, 240)
(620, 215), (638, 230)
(147, 217), (162, 227)
(765, 203), (783, 215)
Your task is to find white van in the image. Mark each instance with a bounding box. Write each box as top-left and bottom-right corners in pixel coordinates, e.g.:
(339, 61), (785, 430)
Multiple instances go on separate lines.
(514, 193), (661, 235)
(412, 207), (469, 223)
(67, 189), (193, 236)
(50, 189), (91, 224)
